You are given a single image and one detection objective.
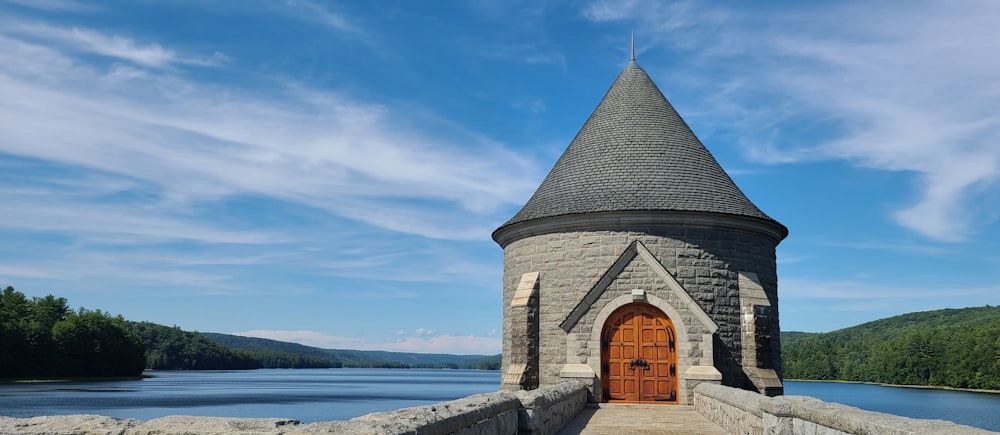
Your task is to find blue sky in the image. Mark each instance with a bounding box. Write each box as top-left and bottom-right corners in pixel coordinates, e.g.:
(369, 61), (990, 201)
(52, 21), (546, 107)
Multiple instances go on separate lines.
(2, 0), (998, 355)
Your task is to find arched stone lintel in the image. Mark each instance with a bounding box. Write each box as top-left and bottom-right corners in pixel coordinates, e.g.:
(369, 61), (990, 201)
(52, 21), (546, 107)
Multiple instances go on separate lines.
(589, 294), (689, 349)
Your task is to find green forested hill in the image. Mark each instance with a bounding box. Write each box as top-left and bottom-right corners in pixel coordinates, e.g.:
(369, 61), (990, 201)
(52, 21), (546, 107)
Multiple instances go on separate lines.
(204, 332), (501, 370)
(321, 348), (499, 369)
(130, 323), (338, 370)
(782, 306), (1000, 389)
(201, 332), (342, 364)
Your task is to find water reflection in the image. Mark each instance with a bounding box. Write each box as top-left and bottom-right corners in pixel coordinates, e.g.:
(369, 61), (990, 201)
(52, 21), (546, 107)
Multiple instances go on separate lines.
(785, 380), (1000, 432)
(0, 368), (501, 422)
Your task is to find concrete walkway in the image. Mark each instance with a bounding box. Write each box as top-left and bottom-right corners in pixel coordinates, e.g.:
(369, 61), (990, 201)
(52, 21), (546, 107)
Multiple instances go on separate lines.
(558, 404), (729, 435)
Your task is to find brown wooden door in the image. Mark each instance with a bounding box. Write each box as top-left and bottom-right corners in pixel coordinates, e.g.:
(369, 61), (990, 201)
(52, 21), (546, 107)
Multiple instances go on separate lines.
(601, 303), (677, 403)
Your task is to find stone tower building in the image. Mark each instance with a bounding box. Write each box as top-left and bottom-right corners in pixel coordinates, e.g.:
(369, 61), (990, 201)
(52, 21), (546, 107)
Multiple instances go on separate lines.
(493, 55), (788, 405)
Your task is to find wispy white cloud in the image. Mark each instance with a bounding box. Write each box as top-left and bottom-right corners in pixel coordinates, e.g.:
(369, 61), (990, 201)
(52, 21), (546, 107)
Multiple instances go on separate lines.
(0, 264), (67, 280)
(821, 240), (955, 258)
(0, 26), (538, 244)
(582, 0), (728, 55)
(762, 4), (1000, 241)
(386, 335), (501, 355)
(476, 41), (567, 68)
(0, 252), (236, 290)
(0, 197), (283, 245)
(780, 277), (1000, 301)
(412, 328), (436, 337)
(7, 22), (227, 68)
(582, 0), (1000, 242)
(279, 0), (361, 34)
(61, 27), (181, 67)
(580, 0), (641, 22)
(2, 0), (93, 12)
(312, 241), (498, 287)
(0, 16), (532, 297)
(511, 96), (547, 114)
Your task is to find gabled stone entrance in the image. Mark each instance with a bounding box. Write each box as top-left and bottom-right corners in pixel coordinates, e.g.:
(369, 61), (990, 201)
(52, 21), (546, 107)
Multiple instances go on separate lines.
(556, 240), (721, 405)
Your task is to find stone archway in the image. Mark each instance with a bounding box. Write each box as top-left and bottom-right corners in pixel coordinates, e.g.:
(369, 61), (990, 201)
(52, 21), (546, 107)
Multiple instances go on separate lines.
(600, 303), (677, 403)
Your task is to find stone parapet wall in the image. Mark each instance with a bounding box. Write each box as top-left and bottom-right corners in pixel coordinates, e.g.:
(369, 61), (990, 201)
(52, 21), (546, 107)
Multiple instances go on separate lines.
(694, 383), (995, 435)
(0, 381), (590, 435)
(694, 382), (766, 435)
(515, 380), (589, 435)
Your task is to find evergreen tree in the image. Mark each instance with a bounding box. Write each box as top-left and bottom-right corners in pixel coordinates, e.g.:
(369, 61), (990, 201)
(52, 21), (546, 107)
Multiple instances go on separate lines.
(0, 286), (145, 379)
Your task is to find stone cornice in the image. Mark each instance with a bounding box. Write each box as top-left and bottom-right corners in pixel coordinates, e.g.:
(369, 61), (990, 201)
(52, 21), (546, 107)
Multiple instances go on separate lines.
(493, 210), (788, 248)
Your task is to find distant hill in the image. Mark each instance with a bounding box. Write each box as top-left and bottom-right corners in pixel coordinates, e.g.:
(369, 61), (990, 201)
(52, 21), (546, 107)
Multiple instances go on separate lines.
(781, 305), (1000, 390)
(201, 333), (342, 364)
(130, 322), (338, 370)
(203, 332), (501, 370)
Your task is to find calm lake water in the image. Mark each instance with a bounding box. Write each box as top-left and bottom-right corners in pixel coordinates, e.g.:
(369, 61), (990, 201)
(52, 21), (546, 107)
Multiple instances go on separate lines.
(2, 370), (999, 431)
(785, 380), (1000, 432)
(0, 369), (501, 423)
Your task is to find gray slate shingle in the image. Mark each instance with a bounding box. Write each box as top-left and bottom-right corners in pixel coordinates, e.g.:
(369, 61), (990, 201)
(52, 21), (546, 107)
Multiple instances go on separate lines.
(499, 60), (782, 229)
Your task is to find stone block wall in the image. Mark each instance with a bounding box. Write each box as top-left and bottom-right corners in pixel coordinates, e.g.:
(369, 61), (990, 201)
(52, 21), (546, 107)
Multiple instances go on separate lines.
(694, 383), (995, 435)
(500, 223), (781, 398)
(0, 382), (591, 435)
(515, 380), (589, 435)
(694, 382), (766, 434)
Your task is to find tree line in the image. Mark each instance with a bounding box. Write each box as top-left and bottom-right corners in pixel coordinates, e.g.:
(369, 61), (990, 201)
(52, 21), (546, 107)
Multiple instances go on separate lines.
(0, 286), (338, 379)
(412, 360), (501, 370)
(0, 286), (145, 378)
(782, 306), (1000, 390)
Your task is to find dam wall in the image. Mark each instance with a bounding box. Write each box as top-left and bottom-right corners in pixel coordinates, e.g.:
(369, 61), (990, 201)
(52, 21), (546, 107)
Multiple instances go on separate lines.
(693, 382), (994, 434)
(2, 381), (994, 434)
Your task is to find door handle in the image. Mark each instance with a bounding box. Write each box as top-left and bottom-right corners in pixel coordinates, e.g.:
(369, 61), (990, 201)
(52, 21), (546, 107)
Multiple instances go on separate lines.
(628, 358), (650, 370)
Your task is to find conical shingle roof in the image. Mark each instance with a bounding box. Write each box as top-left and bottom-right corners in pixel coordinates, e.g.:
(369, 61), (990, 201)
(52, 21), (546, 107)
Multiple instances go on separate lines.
(495, 60), (785, 242)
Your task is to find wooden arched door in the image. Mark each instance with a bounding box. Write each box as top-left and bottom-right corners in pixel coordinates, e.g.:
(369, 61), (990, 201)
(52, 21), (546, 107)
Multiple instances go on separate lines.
(601, 303), (677, 403)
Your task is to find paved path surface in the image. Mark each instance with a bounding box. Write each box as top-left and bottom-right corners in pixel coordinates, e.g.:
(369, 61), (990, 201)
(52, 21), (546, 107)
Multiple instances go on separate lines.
(558, 404), (729, 435)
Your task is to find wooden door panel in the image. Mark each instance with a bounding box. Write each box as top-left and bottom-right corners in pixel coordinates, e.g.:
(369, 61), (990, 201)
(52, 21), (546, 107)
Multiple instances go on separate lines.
(655, 361), (670, 377)
(640, 346), (654, 360)
(656, 379), (672, 397)
(608, 380), (622, 400)
(656, 346), (669, 359)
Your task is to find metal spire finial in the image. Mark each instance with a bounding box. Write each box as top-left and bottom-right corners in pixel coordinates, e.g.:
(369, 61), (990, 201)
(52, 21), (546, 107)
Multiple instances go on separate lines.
(630, 31), (635, 61)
